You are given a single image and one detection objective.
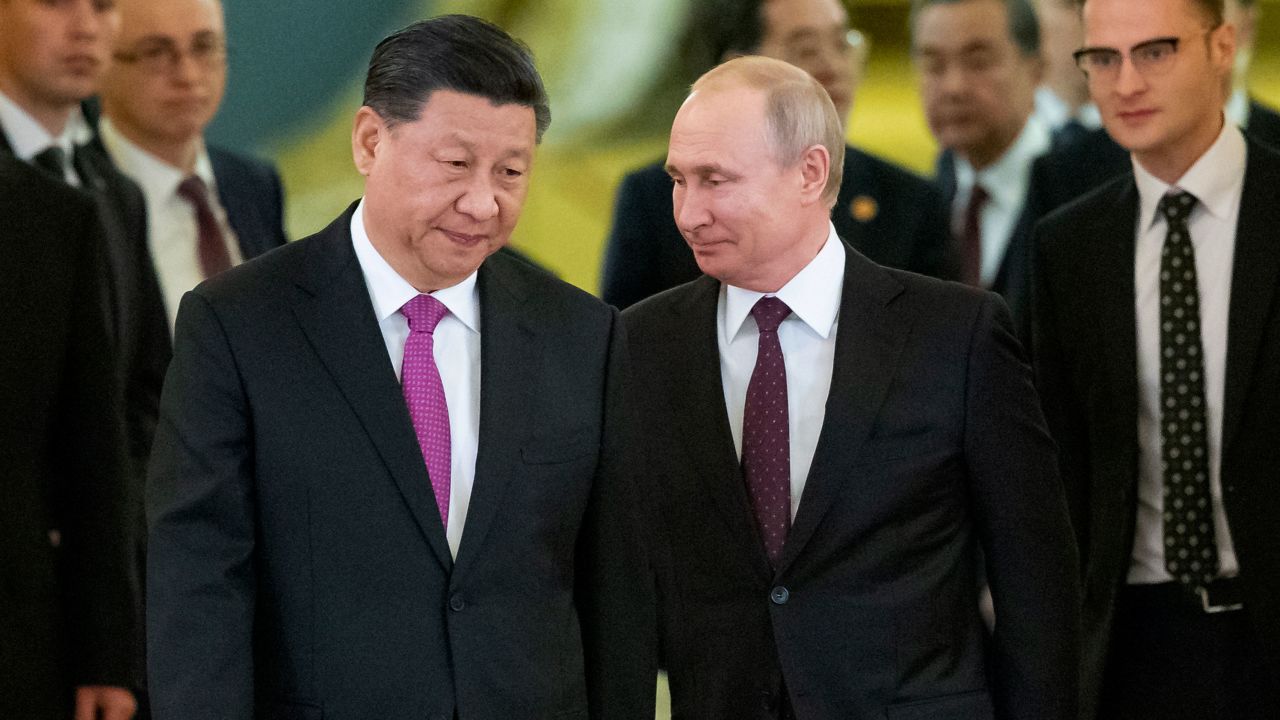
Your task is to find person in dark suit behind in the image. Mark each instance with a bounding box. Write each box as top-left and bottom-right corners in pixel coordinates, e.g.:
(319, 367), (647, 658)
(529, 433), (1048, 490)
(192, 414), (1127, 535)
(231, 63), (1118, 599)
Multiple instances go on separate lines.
(0, 155), (140, 720)
(1033, 0), (1280, 717)
(98, 0), (288, 334)
(916, 0), (1050, 342)
(146, 15), (652, 720)
(1026, 0), (1280, 222)
(625, 55), (1078, 720)
(601, 0), (954, 311)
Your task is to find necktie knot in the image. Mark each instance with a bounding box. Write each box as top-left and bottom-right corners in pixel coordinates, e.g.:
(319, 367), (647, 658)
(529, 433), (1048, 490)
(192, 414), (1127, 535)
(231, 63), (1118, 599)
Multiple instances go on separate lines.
(33, 146), (67, 181)
(401, 294), (450, 335)
(177, 175), (209, 205)
(1159, 191), (1197, 225)
(750, 296), (792, 334)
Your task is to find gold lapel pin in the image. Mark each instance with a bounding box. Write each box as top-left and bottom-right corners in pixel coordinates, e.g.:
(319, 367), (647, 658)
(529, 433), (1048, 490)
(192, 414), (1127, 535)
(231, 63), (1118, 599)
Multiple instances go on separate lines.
(851, 195), (878, 223)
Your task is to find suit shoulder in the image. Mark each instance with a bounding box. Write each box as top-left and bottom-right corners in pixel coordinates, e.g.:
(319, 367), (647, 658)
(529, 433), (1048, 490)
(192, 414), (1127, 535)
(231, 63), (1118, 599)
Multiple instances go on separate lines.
(617, 160), (671, 198)
(621, 275), (713, 327)
(485, 250), (614, 324)
(209, 145), (281, 186)
(848, 147), (933, 193)
(1037, 173), (1131, 238)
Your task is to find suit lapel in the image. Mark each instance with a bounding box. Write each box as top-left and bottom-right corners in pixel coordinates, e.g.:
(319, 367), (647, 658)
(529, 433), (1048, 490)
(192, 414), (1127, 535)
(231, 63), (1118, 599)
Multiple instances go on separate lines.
(1222, 142), (1280, 453)
(778, 248), (908, 574)
(656, 277), (774, 582)
(450, 258), (537, 580)
(1092, 181), (1141, 496)
(292, 208), (453, 572)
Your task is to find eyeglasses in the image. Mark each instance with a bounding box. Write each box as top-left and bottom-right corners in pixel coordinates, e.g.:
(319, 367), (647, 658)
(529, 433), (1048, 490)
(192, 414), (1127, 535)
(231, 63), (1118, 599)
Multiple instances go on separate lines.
(1072, 30), (1210, 83)
(113, 34), (227, 75)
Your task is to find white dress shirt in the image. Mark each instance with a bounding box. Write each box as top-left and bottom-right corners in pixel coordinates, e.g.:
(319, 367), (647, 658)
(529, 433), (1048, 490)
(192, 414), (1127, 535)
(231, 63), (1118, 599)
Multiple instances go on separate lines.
(719, 225), (844, 520)
(952, 114), (1052, 287)
(0, 89), (92, 185)
(351, 200), (481, 559)
(99, 118), (243, 332)
(1128, 120), (1245, 584)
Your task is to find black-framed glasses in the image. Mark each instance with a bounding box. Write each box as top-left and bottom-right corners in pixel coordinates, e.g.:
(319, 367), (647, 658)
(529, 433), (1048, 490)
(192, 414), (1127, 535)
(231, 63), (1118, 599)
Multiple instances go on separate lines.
(113, 33), (227, 75)
(1072, 31), (1208, 83)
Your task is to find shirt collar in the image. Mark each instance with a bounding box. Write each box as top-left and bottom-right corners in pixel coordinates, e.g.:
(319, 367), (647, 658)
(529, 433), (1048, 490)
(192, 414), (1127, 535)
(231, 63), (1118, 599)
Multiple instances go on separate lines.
(723, 222), (845, 343)
(350, 199), (481, 333)
(99, 116), (217, 202)
(1225, 87), (1250, 129)
(0, 90), (92, 161)
(1133, 118), (1246, 231)
(954, 114), (1052, 211)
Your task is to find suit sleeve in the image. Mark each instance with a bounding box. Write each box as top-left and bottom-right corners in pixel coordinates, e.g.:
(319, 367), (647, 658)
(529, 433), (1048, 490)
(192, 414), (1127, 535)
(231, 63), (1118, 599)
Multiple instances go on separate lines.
(600, 171), (666, 311)
(963, 292), (1081, 720)
(1030, 229), (1092, 570)
(576, 309), (658, 720)
(58, 211), (142, 689)
(146, 291), (256, 720)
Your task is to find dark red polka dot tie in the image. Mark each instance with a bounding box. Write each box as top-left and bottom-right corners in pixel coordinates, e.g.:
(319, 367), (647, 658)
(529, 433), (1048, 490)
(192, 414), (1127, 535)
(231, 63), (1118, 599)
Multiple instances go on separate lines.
(742, 296), (792, 569)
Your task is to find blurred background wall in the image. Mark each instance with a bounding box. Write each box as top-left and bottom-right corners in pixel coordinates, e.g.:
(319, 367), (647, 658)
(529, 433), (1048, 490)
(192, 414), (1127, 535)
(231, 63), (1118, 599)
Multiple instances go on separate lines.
(211, 0), (1280, 295)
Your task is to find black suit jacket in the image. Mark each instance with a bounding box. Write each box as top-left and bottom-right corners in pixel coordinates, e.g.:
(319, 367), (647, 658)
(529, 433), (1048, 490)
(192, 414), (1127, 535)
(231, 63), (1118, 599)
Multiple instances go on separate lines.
(601, 146), (955, 309)
(0, 156), (140, 719)
(209, 145), (290, 256)
(935, 149), (1040, 342)
(1032, 137), (1280, 720)
(146, 205), (653, 720)
(623, 246), (1080, 720)
(0, 120), (172, 478)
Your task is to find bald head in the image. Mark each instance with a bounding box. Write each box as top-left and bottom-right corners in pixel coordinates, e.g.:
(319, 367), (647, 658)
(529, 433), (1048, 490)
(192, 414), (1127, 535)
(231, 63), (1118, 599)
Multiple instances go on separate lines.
(692, 56), (845, 206)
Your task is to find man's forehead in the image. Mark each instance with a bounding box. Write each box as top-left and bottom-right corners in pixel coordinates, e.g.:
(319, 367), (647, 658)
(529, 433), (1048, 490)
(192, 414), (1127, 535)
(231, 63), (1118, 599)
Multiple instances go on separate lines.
(762, 0), (849, 36)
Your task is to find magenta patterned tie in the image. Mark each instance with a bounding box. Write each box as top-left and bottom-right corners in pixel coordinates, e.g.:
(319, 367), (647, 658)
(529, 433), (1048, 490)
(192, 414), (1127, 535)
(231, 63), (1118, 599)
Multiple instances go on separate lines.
(742, 296), (793, 568)
(400, 294), (452, 528)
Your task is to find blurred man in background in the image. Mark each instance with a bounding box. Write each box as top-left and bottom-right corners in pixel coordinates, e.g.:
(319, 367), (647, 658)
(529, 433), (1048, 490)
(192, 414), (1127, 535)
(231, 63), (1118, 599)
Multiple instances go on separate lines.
(1033, 0), (1099, 139)
(602, 0), (954, 311)
(99, 0), (288, 334)
(914, 0), (1047, 341)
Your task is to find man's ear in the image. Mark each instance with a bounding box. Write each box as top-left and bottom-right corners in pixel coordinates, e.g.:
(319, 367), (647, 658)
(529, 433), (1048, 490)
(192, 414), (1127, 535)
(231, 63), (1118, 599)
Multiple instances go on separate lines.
(351, 106), (386, 177)
(797, 144), (831, 206)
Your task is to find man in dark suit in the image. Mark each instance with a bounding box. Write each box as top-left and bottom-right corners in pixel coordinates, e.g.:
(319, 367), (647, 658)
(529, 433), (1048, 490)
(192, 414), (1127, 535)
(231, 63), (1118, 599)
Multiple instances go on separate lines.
(601, 0), (953, 310)
(0, 155), (140, 720)
(1027, 0), (1280, 221)
(146, 15), (651, 720)
(626, 55), (1078, 720)
(99, 0), (288, 333)
(916, 0), (1049, 342)
(1034, 0), (1280, 717)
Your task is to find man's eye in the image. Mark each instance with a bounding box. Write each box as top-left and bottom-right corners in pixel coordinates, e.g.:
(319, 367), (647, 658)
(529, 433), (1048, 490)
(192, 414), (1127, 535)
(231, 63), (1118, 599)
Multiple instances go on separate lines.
(502, 167), (523, 178)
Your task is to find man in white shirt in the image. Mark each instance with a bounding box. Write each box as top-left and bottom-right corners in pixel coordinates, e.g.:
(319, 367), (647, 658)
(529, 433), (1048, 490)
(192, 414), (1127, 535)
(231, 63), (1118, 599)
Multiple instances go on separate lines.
(1033, 0), (1280, 717)
(912, 0), (1049, 340)
(624, 55), (1078, 720)
(145, 15), (652, 720)
(98, 0), (287, 332)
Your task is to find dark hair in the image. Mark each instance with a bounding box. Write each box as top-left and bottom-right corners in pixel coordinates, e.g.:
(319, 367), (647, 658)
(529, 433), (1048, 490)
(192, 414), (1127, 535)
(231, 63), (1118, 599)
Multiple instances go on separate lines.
(910, 0), (1042, 56)
(1074, 0), (1224, 25)
(685, 0), (768, 69)
(362, 14), (551, 142)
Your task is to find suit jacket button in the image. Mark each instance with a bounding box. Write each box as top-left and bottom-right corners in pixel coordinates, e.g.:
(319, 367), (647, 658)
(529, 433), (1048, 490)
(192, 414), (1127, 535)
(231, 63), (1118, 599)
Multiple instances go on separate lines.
(449, 595), (466, 612)
(770, 586), (790, 605)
